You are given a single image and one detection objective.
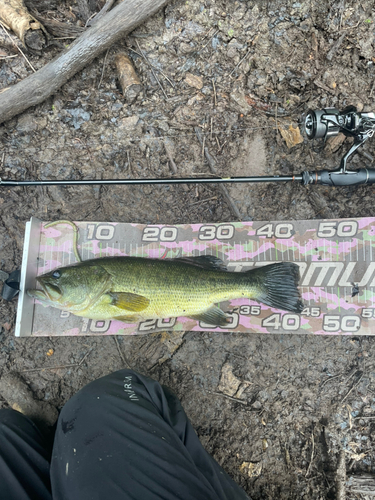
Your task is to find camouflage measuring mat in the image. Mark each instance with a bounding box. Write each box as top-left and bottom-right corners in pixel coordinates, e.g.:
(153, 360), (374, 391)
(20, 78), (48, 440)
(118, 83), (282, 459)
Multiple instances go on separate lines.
(15, 216), (375, 336)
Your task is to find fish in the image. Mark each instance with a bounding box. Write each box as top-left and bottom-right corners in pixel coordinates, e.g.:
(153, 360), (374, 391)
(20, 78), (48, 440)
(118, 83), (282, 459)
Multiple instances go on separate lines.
(27, 256), (304, 326)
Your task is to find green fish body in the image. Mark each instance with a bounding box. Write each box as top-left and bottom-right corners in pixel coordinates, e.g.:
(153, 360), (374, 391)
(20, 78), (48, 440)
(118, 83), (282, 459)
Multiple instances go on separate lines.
(27, 256), (303, 326)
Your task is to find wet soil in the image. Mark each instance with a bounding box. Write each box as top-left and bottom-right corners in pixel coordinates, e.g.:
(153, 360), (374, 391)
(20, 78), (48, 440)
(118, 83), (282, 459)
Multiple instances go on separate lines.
(1, 1), (375, 498)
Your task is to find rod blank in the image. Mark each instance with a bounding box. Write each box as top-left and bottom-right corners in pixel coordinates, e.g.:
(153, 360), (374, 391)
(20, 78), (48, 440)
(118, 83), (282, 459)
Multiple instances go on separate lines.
(0, 175), (303, 187)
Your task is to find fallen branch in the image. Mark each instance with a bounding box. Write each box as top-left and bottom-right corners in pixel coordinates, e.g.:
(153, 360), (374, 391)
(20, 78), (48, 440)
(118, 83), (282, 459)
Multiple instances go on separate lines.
(30, 8), (85, 39)
(0, 0), (47, 51)
(336, 450), (346, 500)
(347, 473), (375, 495)
(115, 51), (142, 103)
(0, 0), (171, 124)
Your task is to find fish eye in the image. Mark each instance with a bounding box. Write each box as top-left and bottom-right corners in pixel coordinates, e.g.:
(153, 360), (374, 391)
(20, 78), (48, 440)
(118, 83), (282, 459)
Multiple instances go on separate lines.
(52, 270), (61, 279)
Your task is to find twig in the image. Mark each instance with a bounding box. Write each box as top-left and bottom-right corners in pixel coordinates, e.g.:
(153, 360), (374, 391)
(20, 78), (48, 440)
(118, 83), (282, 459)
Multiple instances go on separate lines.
(113, 336), (130, 368)
(326, 33), (346, 61)
(98, 48), (110, 89)
(275, 103), (278, 137)
(336, 450), (346, 500)
(212, 78), (217, 106)
(314, 79), (334, 93)
(211, 391), (248, 405)
(22, 364), (81, 373)
(358, 149), (374, 163)
(195, 127), (242, 220)
(21, 348), (93, 373)
(190, 195), (218, 206)
(341, 372), (363, 403)
(0, 21), (36, 72)
(338, 20), (361, 32)
(128, 48), (175, 88)
(136, 40), (168, 100)
(305, 430), (315, 477)
(164, 141), (177, 173)
(78, 348), (93, 365)
(201, 27), (214, 41)
(320, 373), (342, 388)
(229, 49), (251, 77)
(201, 29), (218, 51)
(88, 0), (115, 26)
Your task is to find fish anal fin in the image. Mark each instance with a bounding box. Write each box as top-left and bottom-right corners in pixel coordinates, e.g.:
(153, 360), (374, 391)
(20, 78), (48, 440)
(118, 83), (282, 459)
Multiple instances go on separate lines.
(189, 307), (230, 327)
(108, 292), (150, 312)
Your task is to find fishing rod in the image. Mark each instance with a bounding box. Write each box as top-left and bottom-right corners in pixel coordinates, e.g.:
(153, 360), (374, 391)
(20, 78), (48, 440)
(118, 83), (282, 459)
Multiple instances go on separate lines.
(1, 106), (375, 188)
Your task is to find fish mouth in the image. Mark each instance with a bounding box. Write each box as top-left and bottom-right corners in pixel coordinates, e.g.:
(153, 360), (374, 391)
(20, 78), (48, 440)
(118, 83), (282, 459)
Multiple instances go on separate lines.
(27, 278), (62, 303)
(27, 289), (49, 301)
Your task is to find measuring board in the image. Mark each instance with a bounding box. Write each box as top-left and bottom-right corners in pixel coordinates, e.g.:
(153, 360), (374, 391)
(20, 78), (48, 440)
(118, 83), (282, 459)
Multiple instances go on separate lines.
(15, 216), (375, 337)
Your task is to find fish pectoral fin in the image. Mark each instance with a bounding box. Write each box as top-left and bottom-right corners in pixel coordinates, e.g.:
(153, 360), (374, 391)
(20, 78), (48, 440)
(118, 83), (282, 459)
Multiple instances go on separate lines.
(189, 307), (230, 327)
(108, 292), (150, 312)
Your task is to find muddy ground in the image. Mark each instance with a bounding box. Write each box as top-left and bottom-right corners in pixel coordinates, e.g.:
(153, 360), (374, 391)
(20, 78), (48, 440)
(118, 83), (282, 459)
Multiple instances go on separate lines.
(1, 0), (375, 498)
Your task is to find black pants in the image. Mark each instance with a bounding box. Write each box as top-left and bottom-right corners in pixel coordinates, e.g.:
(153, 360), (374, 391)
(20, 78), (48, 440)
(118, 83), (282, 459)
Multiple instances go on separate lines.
(0, 369), (249, 500)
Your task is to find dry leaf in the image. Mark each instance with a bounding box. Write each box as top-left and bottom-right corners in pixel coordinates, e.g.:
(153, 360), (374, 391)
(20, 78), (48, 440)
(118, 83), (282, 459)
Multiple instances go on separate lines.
(240, 462), (262, 478)
(278, 122), (304, 149)
(218, 363), (241, 396)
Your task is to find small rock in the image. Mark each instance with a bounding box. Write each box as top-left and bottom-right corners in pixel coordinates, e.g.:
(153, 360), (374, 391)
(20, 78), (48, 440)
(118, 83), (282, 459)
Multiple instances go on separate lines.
(17, 114), (37, 133)
(37, 148), (56, 163)
(35, 117), (48, 130)
(68, 108), (91, 130)
(230, 91), (253, 114)
(117, 115), (139, 130)
(187, 93), (205, 106)
(185, 73), (204, 90)
(179, 42), (195, 54)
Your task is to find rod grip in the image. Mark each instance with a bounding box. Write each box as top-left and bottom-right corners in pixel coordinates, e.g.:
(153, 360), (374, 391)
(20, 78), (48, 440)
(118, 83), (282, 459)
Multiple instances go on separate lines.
(304, 169), (375, 186)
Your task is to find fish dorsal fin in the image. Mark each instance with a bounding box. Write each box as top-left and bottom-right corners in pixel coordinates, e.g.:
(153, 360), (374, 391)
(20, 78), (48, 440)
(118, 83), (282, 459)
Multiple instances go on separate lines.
(174, 256), (227, 271)
(108, 292), (150, 312)
(189, 306), (230, 327)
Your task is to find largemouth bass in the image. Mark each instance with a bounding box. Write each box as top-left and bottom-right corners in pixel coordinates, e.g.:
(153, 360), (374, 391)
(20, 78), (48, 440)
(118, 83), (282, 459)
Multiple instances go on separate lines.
(27, 256), (303, 326)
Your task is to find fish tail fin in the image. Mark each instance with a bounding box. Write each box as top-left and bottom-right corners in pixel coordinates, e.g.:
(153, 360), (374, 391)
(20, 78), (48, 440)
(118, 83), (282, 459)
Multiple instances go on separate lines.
(247, 263), (304, 313)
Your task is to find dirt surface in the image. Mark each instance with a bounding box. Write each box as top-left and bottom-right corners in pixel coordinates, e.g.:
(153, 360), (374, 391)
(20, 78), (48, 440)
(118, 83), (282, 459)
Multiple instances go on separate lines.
(1, 1), (375, 498)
